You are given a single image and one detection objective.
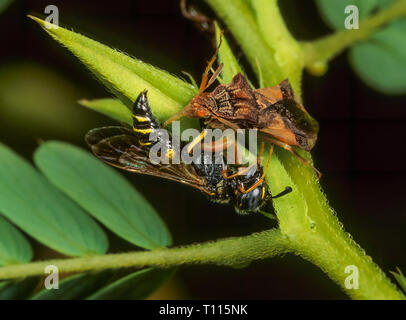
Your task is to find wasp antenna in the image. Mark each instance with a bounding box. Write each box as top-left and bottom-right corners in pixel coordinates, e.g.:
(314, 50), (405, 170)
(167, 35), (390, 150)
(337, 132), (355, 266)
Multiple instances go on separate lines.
(270, 186), (292, 199)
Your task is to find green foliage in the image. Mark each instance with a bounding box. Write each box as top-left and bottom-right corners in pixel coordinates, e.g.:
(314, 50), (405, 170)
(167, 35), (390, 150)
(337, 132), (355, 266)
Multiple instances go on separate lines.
(0, 0), (404, 300)
(0, 141), (173, 298)
(0, 143), (108, 257)
(0, 216), (32, 266)
(205, 0), (300, 93)
(79, 98), (132, 125)
(34, 141), (172, 249)
(31, 272), (112, 300)
(86, 268), (175, 300)
(316, 0), (406, 94)
(0, 0), (13, 14)
(391, 268), (406, 293)
(316, 0), (379, 29)
(27, 15), (197, 131)
(349, 19), (406, 94)
(0, 277), (39, 300)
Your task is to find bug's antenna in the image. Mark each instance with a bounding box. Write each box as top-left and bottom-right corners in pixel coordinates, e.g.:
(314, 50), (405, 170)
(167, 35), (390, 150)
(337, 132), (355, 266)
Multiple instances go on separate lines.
(270, 186), (292, 199)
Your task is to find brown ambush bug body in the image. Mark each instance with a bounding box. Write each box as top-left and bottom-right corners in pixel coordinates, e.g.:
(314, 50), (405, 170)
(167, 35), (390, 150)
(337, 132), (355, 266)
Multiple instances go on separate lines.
(164, 38), (320, 176)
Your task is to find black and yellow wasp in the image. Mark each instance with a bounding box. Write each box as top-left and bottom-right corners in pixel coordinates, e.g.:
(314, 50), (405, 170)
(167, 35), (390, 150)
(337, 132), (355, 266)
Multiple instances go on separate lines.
(85, 90), (291, 214)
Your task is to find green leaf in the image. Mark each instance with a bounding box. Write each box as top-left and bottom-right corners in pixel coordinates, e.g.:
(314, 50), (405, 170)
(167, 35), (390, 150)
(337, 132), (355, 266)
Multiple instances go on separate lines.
(0, 216), (33, 266)
(34, 141), (172, 249)
(86, 268), (174, 300)
(316, 0), (406, 94)
(28, 16), (196, 128)
(78, 98), (132, 125)
(0, 0), (13, 14)
(316, 0), (379, 30)
(349, 20), (406, 94)
(0, 143), (108, 257)
(31, 271), (112, 300)
(0, 277), (39, 299)
(391, 268), (406, 293)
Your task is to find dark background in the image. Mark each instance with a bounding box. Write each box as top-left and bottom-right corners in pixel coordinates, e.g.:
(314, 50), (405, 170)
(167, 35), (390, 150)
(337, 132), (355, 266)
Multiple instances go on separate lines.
(1, 0), (405, 299)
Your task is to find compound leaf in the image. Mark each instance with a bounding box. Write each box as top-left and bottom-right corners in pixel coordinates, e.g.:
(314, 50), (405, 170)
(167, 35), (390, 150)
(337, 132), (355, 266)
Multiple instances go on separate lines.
(34, 141), (172, 249)
(0, 143), (108, 257)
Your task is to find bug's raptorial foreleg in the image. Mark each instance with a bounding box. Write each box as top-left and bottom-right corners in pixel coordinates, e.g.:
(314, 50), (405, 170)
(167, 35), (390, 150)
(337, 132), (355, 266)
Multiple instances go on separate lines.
(258, 133), (322, 178)
(162, 109), (186, 128)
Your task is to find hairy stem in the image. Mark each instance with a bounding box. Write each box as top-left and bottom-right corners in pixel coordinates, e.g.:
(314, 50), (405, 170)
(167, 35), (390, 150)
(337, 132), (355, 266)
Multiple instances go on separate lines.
(205, 0), (406, 299)
(302, 0), (406, 73)
(0, 229), (289, 280)
(205, 0), (285, 86)
(251, 0), (304, 96)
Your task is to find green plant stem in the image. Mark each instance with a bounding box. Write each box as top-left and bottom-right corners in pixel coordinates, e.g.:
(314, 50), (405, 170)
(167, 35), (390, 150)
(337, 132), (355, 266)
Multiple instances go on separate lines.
(27, 6), (406, 299)
(0, 223), (402, 299)
(205, 0), (285, 87)
(0, 229), (288, 280)
(251, 0), (304, 96)
(262, 148), (405, 300)
(302, 0), (406, 73)
(206, 0), (405, 299)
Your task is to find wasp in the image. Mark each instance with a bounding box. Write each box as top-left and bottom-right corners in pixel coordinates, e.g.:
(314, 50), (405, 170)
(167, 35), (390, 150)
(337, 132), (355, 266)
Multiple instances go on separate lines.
(163, 38), (320, 176)
(85, 91), (292, 215)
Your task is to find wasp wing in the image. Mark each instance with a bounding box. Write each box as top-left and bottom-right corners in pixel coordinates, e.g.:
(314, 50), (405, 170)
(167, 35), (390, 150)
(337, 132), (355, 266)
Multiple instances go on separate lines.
(85, 126), (213, 194)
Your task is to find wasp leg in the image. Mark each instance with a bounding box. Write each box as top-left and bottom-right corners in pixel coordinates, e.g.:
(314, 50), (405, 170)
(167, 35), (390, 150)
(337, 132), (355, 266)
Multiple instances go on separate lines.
(223, 141), (264, 179)
(238, 145), (274, 194)
(258, 133), (322, 178)
(186, 129), (208, 154)
(223, 141), (270, 181)
(222, 162), (255, 179)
